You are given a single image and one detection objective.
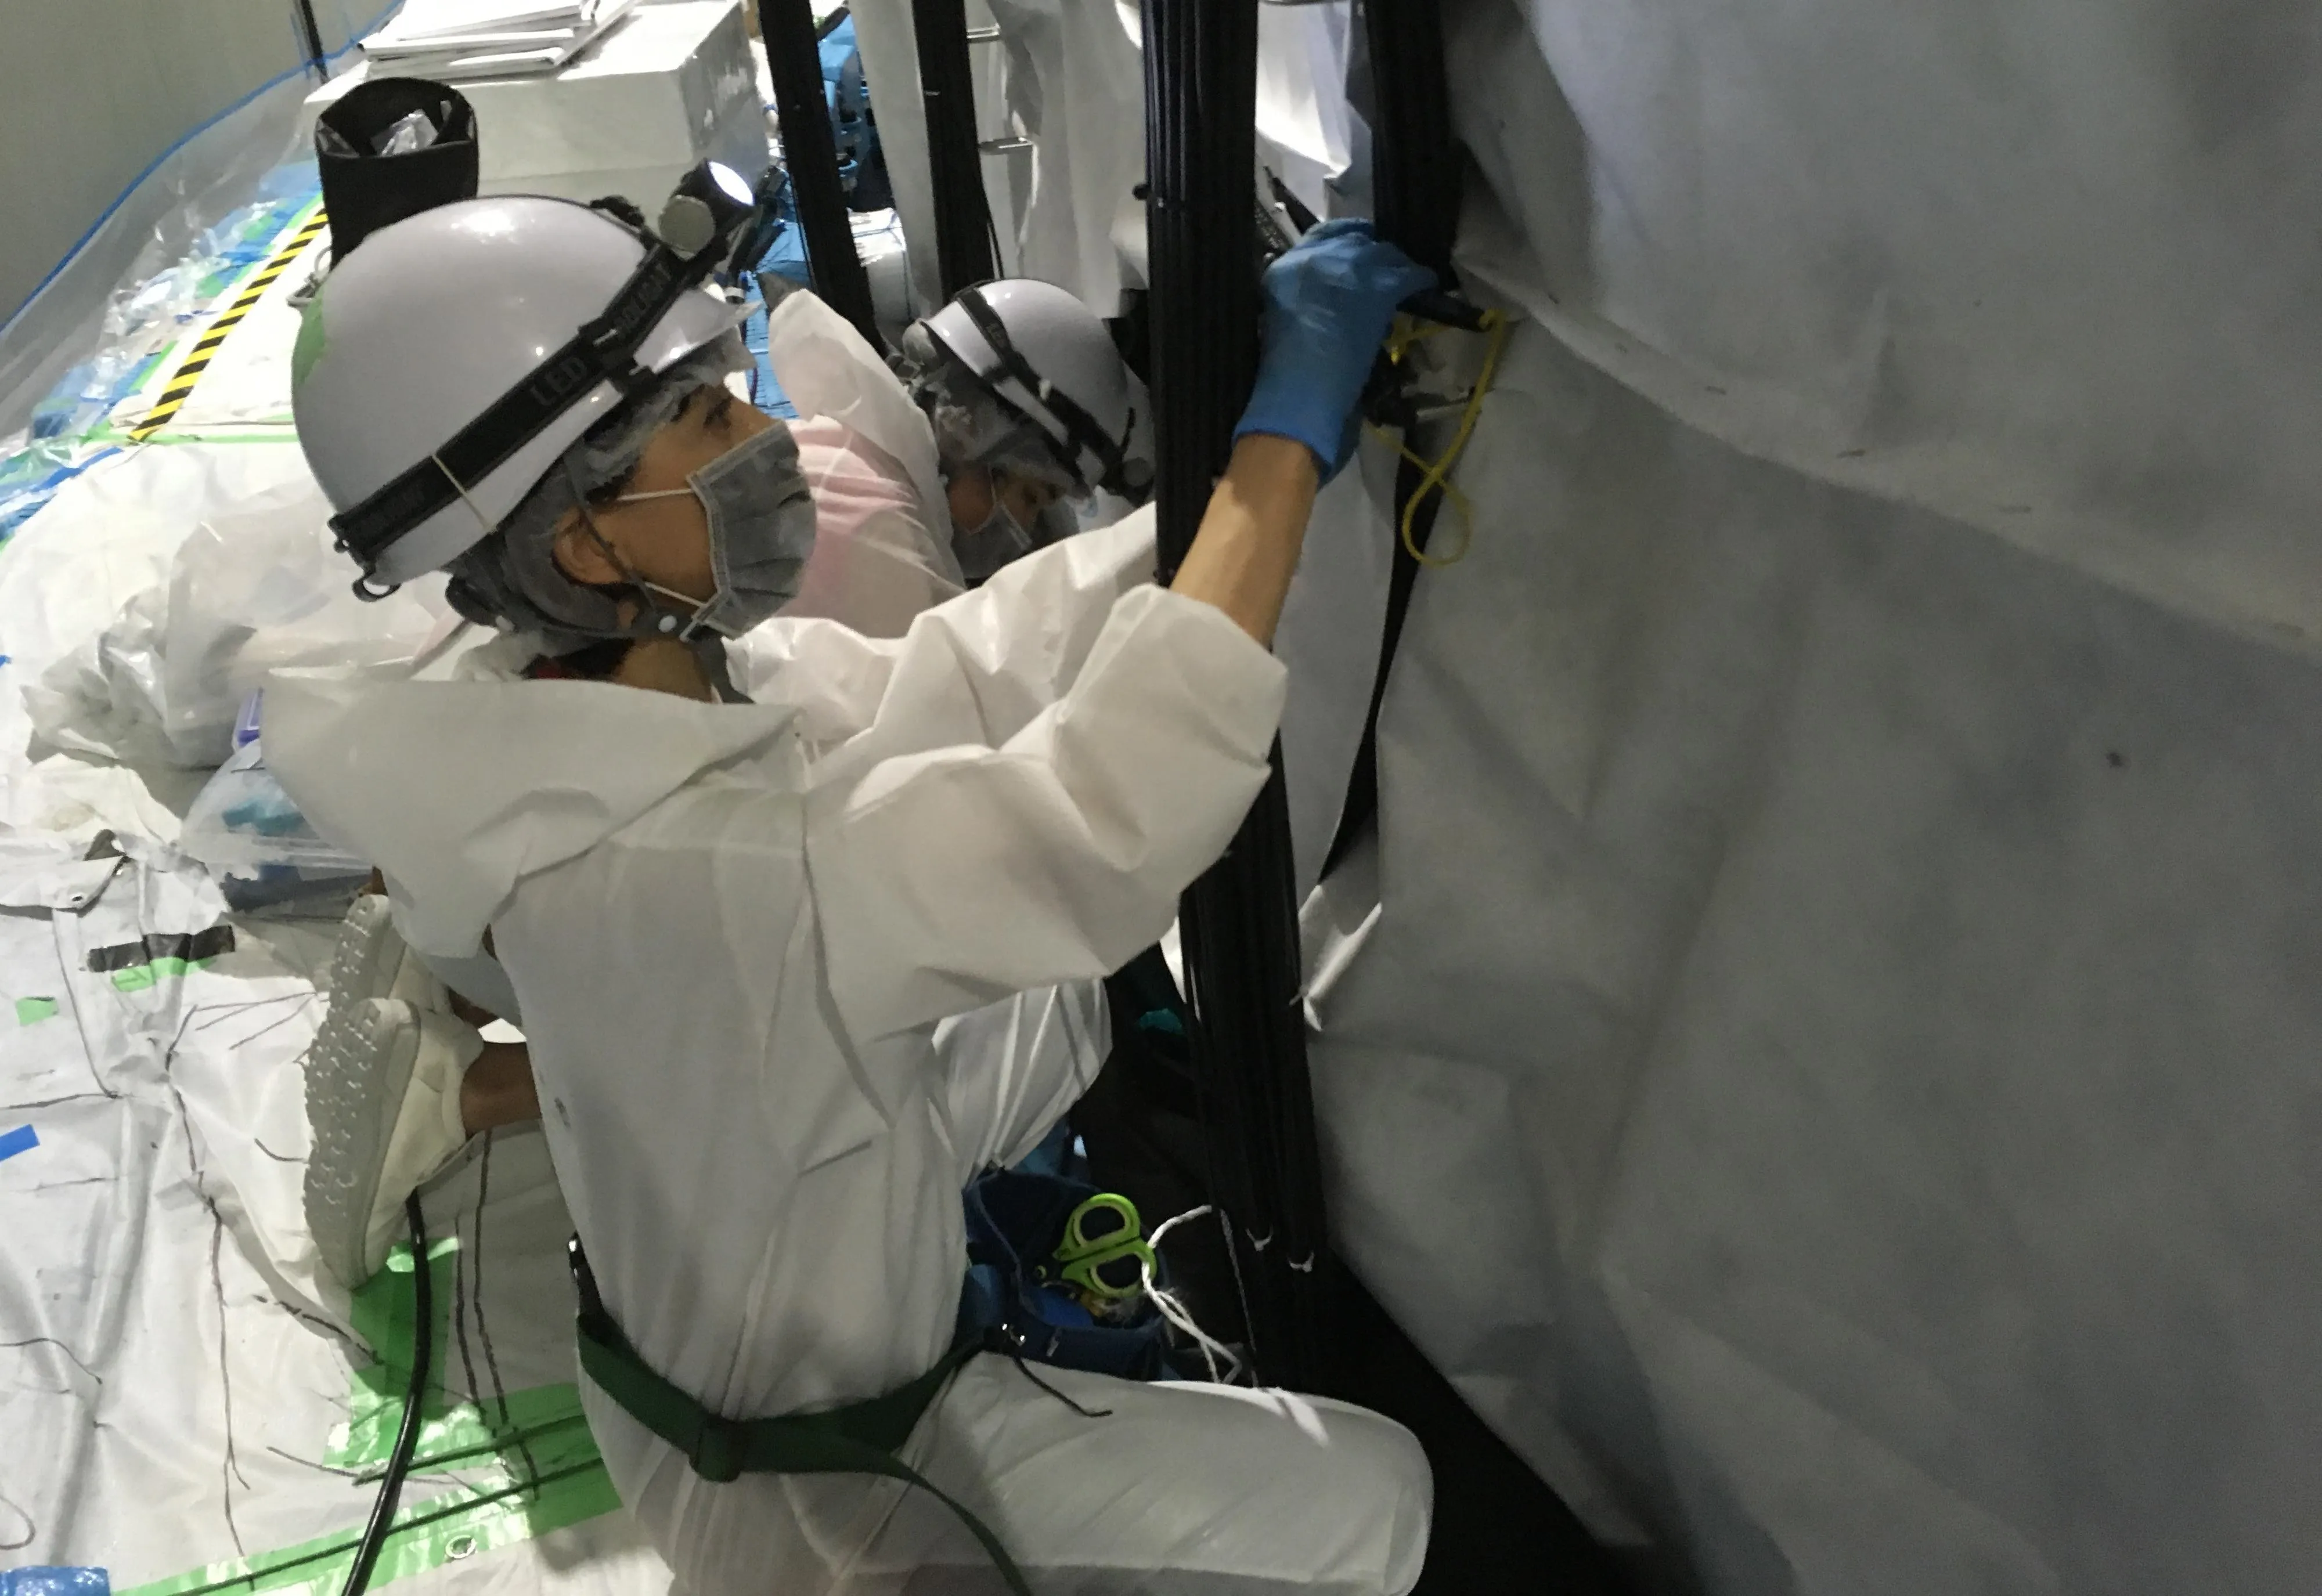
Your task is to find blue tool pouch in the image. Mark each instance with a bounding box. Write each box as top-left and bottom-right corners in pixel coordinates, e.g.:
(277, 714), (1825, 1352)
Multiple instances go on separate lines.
(958, 1169), (1183, 1381)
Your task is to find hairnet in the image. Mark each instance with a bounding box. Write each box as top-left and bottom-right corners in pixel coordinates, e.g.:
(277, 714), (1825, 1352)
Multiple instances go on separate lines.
(445, 331), (756, 651)
(893, 322), (1084, 497)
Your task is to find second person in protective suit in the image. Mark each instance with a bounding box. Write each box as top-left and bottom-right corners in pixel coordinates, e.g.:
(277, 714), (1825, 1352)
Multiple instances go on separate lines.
(274, 180), (1436, 1596)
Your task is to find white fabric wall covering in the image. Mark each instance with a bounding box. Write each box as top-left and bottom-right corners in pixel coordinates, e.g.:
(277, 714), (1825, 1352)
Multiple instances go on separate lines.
(1253, 1), (1360, 223)
(1446, 0), (2322, 652)
(980, 0), (1147, 316)
(0, 1), (305, 322)
(1275, 0), (2322, 1587)
(1, 2), (304, 418)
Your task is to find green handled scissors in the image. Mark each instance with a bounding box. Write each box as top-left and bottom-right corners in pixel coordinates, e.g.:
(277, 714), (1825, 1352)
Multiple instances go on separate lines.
(1052, 1193), (1157, 1302)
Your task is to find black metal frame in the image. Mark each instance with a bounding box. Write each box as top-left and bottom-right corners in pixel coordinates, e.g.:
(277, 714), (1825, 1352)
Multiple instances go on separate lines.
(294, 0), (328, 77)
(761, 0), (882, 346)
(1142, 0), (1336, 1396)
(1320, 0), (1464, 880)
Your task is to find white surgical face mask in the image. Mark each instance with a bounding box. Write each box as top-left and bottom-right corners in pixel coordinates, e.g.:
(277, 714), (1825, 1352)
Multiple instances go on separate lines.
(611, 424), (817, 638)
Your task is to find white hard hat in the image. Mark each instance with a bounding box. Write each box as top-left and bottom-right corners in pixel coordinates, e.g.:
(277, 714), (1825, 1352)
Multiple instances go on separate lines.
(294, 193), (747, 586)
(920, 279), (1152, 496)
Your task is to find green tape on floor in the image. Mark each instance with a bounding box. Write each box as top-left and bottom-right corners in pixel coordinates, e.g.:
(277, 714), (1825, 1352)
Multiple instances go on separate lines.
(110, 957), (215, 991)
(14, 996), (57, 1025)
(333, 1238), (607, 1475)
(121, 1236), (622, 1596)
(115, 1457), (619, 1596)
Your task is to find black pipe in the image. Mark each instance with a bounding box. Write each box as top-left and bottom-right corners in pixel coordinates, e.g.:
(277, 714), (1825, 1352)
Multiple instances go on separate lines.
(341, 1197), (433, 1596)
(1144, 0), (1337, 1396)
(294, 0), (329, 78)
(762, 0), (882, 346)
(911, 0), (998, 297)
(1320, 0), (1463, 878)
(1361, 0), (1461, 279)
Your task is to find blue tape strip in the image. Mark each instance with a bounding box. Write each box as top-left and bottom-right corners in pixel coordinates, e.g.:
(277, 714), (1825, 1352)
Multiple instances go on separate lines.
(0, 1569), (109, 1596)
(1, 446), (121, 543)
(0, 1124), (39, 1164)
(0, 0), (403, 337)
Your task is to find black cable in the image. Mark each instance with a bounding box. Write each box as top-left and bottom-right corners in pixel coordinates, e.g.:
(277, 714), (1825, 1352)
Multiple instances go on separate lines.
(1142, 0), (1337, 1396)
(912, 0), (998, 297)
(1319, 0), (1463, 878)
(761, 0), (882, 346)
(294, 0), (328, 78)
(1362, 0), (1461, 279)
(340, 1196), (432, 1596)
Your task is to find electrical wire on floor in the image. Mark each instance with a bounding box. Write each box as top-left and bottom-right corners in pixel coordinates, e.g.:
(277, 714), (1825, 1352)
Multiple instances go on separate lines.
(340, 1194), (432, 1596)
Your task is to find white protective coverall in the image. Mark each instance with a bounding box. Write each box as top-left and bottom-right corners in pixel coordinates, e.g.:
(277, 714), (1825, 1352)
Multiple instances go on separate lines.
(265, 295), (1431, 1595)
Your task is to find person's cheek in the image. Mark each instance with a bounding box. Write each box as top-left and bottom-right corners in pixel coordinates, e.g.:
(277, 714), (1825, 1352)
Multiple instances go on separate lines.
(949, 468), (996, 528)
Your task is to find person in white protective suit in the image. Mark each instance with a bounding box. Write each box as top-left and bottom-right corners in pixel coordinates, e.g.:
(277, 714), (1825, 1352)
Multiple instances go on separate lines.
(269, 164), (1436, 1594)
(298, 266), (1166, 1286)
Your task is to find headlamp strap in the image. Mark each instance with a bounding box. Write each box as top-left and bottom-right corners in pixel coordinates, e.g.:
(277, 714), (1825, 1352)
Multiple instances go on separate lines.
(330, 237), (716, 575)
(950, 287), (1128, 492)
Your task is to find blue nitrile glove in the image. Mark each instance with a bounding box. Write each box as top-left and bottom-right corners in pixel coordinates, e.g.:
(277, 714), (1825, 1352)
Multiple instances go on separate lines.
(1234, 218), (1437, 479)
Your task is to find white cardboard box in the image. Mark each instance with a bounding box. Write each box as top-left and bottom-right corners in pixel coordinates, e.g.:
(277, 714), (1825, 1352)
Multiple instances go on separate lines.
(301, 1), (767, 212)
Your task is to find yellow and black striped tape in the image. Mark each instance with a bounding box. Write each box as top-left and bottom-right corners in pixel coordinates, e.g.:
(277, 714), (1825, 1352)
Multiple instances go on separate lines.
(129, 207), (329, 443)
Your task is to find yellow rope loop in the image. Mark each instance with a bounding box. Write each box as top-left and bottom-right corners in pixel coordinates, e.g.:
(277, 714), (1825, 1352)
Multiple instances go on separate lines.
(1369, 309), (1512, 567)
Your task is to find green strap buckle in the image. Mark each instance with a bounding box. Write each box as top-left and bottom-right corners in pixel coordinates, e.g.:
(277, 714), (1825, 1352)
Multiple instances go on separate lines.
(687, 1414), (750, 1483)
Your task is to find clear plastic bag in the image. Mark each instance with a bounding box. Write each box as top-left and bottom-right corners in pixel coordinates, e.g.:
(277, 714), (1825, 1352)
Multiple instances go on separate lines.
(158, 474), (451, 765)
(177, 731), (370, 898)
(28, 468), (453, 768)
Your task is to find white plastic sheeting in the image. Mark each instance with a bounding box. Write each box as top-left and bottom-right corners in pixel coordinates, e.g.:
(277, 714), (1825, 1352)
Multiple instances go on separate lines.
(967, 0), (1364, 317)
(0, 189), (669, 1596)
(0, 829), (664, 1596)
(988, 0), (2322, 1588)
(27, 467), (452, 771)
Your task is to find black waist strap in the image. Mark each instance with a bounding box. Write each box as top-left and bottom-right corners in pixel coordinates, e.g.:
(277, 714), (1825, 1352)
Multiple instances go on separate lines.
(568, 1239), (1030, 1596)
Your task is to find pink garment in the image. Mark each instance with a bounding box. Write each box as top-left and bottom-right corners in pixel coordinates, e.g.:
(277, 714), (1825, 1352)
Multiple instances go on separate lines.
(778, 414), (964, 639)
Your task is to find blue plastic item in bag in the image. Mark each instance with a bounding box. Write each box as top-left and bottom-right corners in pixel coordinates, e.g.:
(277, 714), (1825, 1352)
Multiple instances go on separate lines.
(231, 689), (264, 749)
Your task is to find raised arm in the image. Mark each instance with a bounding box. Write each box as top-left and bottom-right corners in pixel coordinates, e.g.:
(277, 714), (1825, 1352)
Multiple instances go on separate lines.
(807, 222), (1433, 1042)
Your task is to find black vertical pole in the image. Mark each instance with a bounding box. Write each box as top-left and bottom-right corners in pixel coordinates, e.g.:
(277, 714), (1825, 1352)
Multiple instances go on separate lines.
(1362, 0), (1461, 277)
(762, 0), (883, 346)
(294, 0), (329, 77)
(913, 0), (998, 297)
(1144, 0), (1336, 1395)
(1319, 0), (1463, 880)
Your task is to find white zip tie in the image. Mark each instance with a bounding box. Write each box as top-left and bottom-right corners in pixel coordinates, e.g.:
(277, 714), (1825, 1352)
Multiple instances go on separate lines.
(1142, 1205), (1247, 1386)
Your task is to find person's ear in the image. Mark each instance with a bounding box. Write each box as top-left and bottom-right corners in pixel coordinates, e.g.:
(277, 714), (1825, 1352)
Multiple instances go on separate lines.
(550, 508), (625, 586)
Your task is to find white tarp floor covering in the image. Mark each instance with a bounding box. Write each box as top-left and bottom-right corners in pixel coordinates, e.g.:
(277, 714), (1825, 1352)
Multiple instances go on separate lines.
(1, 184), (669, 1596)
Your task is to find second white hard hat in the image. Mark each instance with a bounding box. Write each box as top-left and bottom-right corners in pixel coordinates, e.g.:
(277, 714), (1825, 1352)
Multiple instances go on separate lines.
(918, 279), (1152, 497)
